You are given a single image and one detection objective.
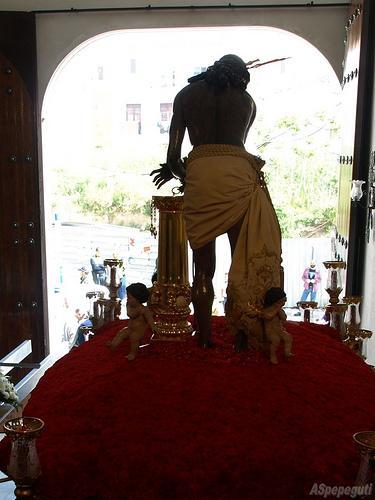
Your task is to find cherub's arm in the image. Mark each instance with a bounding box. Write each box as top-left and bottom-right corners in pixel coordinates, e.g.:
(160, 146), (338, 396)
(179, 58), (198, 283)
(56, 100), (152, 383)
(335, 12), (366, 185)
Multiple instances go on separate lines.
(278, 309), (287, 321)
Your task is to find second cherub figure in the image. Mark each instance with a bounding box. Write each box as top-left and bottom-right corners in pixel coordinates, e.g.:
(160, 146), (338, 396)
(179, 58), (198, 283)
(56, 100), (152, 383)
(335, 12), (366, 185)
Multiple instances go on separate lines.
(107, 282), (154, 361)
(260, 287), (293, 365)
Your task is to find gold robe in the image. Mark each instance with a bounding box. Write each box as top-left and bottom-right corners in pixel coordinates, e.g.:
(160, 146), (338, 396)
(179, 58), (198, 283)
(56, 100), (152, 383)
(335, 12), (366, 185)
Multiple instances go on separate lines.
(184, 144), (282, 349)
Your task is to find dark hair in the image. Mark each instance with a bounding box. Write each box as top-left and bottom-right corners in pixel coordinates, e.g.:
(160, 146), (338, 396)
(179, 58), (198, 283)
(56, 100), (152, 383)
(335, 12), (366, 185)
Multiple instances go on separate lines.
(188, 54), (250, 91)
(126, 283), (149, 304)
(263, 287), (286, 308)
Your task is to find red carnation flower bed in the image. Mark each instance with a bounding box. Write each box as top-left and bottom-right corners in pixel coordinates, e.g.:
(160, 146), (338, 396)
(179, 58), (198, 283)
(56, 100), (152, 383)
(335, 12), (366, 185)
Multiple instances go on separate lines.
(1, 318), (375, 499)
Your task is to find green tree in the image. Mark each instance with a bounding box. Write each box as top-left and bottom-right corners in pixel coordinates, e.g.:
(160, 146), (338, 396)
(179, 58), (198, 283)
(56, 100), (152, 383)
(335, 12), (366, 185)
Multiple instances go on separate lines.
(53, 110), (339, 237)
(59, 176), (151, 227)
(251, 109), (339, 237)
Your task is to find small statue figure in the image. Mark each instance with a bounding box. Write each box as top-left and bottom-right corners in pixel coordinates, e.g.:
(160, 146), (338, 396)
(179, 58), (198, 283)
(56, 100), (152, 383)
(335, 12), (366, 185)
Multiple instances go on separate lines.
(300, 260), (321, 302)
(260, 287), (293, 365)
(107, 283), (154, 361)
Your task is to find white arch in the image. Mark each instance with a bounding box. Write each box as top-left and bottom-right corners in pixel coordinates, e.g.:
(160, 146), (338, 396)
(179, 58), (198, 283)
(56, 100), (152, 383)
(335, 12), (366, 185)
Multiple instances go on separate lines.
(36, 7), (346, 109)
(41, 26), (341, 176)
(41, 24), (340, 121)
(41, 25), (342, 347)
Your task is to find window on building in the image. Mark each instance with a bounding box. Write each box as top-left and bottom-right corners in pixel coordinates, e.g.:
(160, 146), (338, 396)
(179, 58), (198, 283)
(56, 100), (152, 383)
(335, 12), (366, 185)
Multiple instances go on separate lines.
(126, 104), (141, 122)
(159, 103), (172, 134)
(126, 104), (142, 134)
(160, 103), (172, 122)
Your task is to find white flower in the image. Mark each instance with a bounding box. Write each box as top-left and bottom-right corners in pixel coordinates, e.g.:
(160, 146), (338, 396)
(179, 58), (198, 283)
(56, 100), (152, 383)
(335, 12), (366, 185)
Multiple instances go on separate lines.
(0, 373), (18, 406)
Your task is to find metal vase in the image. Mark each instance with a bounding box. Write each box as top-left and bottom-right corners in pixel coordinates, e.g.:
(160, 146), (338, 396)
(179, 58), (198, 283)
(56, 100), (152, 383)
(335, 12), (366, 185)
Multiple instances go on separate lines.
(4, 416), (44, 499)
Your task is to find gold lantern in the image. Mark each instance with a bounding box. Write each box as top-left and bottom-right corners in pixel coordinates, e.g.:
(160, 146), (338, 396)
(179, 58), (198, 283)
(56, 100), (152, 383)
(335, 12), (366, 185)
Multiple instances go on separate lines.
(323, 260), (347, 336)
(343, 296), (373, 356)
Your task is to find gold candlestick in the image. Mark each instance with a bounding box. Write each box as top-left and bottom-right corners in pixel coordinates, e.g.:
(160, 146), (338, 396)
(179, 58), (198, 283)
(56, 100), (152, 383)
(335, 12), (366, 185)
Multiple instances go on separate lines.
(342, 296), (373, 356)
(149, 196), (193, 340)
(92, 258), (123, 329)
(344, 329), (373, 356)
(323, 260), (346, 305)
(296, 301), (318, 323)
(343, 295), (362, 334)
(104, 258), (123, 316)
(323, 260), (347, 336)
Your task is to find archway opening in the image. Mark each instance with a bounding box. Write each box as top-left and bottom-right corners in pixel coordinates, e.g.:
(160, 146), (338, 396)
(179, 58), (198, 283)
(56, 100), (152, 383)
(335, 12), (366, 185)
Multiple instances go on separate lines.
(41, 26), (341, 354)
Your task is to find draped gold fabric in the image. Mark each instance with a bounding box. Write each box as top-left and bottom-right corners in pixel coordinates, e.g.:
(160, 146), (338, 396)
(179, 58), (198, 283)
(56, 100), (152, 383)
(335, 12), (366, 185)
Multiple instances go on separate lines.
(184, 144), (282, 348)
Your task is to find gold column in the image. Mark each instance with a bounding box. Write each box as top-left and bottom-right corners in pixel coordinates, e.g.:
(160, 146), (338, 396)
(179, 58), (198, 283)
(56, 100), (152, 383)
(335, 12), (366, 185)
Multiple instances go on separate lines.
(150, 196), (193, 340)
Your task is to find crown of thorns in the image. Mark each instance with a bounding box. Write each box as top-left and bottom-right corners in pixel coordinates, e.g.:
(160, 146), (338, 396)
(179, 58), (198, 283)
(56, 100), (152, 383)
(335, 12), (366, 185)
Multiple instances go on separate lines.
(187, 55), (290, 88)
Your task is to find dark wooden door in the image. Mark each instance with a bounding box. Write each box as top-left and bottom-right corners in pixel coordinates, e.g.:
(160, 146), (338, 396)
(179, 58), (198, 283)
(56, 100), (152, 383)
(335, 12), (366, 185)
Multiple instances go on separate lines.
(336, 0), (374, 294)
(0, 12), (47, 363)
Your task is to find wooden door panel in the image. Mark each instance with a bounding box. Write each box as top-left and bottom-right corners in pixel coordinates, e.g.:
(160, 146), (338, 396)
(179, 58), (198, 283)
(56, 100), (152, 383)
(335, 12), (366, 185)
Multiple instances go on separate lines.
(336, 2), (363, 269)
(335, 1), (375, 296)
(0, 13), (46, 363)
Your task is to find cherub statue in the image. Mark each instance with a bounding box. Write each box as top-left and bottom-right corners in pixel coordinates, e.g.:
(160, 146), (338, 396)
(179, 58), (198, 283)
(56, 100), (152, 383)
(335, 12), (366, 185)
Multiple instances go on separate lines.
(107, 282), (154, 361)
(260, 287), (293, 364)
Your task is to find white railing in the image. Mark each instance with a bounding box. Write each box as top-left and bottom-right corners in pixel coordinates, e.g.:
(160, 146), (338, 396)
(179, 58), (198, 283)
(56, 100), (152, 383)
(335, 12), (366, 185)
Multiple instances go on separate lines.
(0, 343), (54, 425)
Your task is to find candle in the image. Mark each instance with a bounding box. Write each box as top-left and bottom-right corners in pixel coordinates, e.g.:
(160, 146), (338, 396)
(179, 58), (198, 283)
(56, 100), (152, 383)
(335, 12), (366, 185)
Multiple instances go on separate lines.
(331, 270), (338, 289)
(350, 304), (356, 325)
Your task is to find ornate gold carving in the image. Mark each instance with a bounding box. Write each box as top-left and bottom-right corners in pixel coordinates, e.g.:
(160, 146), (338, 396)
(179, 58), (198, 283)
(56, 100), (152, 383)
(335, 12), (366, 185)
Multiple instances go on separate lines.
(323, 260), (346, 270)
(188, 144), (256, 163)
(152, 195), (184, 212)
(342, 295), (362, 305)
(150, 282), (193, 340)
